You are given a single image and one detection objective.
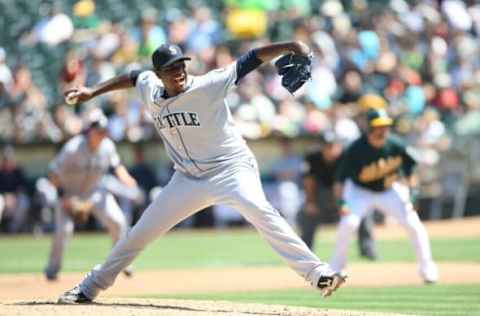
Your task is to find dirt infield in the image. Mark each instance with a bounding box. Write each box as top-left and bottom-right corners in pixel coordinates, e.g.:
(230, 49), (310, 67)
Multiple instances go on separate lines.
(1, 262), (480, 302)
(0, 298), (412, 316)
(372, 216), (480, 239)
(1, 217), (479, 315)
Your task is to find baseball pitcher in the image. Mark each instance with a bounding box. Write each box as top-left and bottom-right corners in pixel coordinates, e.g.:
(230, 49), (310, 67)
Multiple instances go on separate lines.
(44, 109), (137, 281)
(330, 108), (438, 283)
(57, 41), (346, 303)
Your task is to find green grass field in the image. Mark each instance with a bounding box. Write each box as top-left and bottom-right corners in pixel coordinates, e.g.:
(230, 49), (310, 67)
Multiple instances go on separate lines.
(0, 230), (479, 273)
(1, 229), (479, 316)
(151, 284), (480, 316)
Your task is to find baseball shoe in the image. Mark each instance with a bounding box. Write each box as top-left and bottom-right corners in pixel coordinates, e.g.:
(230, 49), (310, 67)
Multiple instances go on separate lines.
(44, 270), (58, 282)
(421, 263), (438, 285)
(424, 278), (437, 285)
(57, 286), (92, 304)
(423, 274), (438, 285)
(360, 250), (378, 261)
(123, 266), (133, 278)
(317, 272), (347, 298)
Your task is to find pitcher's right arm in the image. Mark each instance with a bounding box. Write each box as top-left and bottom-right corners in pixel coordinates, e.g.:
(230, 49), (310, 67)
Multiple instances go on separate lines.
(64, 71), (140, 103)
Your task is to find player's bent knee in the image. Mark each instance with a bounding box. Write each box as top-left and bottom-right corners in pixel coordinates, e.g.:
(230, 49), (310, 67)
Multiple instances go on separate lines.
(106, 218), (126, 237)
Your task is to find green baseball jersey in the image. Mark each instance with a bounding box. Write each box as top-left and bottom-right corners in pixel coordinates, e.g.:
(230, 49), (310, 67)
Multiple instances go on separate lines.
(335, 135), (416, 192)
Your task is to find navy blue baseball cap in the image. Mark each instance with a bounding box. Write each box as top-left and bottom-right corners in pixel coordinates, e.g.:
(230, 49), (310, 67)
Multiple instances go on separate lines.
(152, 44), (191, 71)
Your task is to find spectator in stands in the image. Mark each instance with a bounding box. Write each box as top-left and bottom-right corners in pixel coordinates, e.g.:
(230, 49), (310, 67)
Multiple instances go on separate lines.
(85, 53), (116, 88)
(0, 48), (13, 90)
(238, 83), (276, 137)
(409, 108), (451, 196)
(0, 81), (13, 109)
(72, 0), (100, 31)
(59, 50), (86, 94)
(105, 91), (130, 141)
(329, 104), (361, 147)
(131, 9), (167, 59)
(301, 99), (330, 135)
(306, 48), (337, 110)
(0, 82), (15, 142)
(111, 26), (139, 68)
(21, 3), (74, 47)
(10, 65), (59, 143)
(337, 69), (364, 105)
(0, 145), (30, 233)
(82, 21), (120, 63)
(166, 12), (194, 49)
(224, 0), (270, 40)
(186, 6), (222, 54)
(272, 99), (306, 138)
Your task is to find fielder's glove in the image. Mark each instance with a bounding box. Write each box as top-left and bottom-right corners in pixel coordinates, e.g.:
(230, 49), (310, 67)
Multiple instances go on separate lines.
(274, 53), (313, 94)
(65, 197), (93, 224)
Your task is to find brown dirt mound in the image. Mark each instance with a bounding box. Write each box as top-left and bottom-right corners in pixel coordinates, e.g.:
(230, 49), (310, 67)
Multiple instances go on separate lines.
(0, 298), (410, 316)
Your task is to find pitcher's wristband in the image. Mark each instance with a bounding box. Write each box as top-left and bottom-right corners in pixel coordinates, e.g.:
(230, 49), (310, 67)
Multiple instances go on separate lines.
(410, 188), (419, 203)
(336, 199), (346, 207)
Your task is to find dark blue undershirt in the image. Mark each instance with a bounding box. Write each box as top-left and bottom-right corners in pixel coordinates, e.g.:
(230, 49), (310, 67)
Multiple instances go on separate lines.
(129, 70), (141, 86)
(235, 49), (263, 84)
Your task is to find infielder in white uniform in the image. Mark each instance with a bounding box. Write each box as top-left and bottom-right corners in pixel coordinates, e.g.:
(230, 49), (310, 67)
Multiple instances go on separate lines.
(330, 109), (438, 283)
(57, 41), (346, 303)
(45, 110), (138, 281)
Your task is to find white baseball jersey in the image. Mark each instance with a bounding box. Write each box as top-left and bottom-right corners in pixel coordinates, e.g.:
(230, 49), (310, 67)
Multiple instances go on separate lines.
(49, 135), (120, 196)
(136, 63), (253, 178)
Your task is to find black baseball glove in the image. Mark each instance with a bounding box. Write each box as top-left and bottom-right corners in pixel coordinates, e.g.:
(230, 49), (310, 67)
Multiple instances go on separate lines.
(274, 53), (313, 94)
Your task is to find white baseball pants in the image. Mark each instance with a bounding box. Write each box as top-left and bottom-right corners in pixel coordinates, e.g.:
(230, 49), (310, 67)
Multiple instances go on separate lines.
(46, 190), (128, 277)
(79, 158), (331, 299)
(330, 180), (438, 281)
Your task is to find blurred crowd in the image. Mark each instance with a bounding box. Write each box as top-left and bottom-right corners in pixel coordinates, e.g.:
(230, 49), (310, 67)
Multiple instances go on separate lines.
(2, 0), (480, 232)
(1, 0), (479, 145)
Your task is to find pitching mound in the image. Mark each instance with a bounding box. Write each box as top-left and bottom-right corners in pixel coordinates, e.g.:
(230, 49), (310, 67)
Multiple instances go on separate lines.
(2, 298), (410, 316)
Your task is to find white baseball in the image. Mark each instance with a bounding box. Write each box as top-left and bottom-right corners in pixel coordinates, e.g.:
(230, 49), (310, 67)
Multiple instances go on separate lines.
(65, 93), (79, 105)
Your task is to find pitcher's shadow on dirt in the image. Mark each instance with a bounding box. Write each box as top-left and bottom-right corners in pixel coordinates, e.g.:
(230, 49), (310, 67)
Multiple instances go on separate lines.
(12, 301), (283, 316)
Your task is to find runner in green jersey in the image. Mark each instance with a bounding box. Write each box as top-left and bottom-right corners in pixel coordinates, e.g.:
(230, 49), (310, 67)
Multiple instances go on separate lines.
(330, 108), (438, 283)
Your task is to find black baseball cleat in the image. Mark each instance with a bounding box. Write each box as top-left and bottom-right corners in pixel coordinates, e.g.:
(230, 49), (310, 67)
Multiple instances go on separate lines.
(317, 272), (347, 298)
(424, 278), (437, 285)
(44, 270), (58, 282)
(360, 251), (378, 261)
(57, 286), (92, 304)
